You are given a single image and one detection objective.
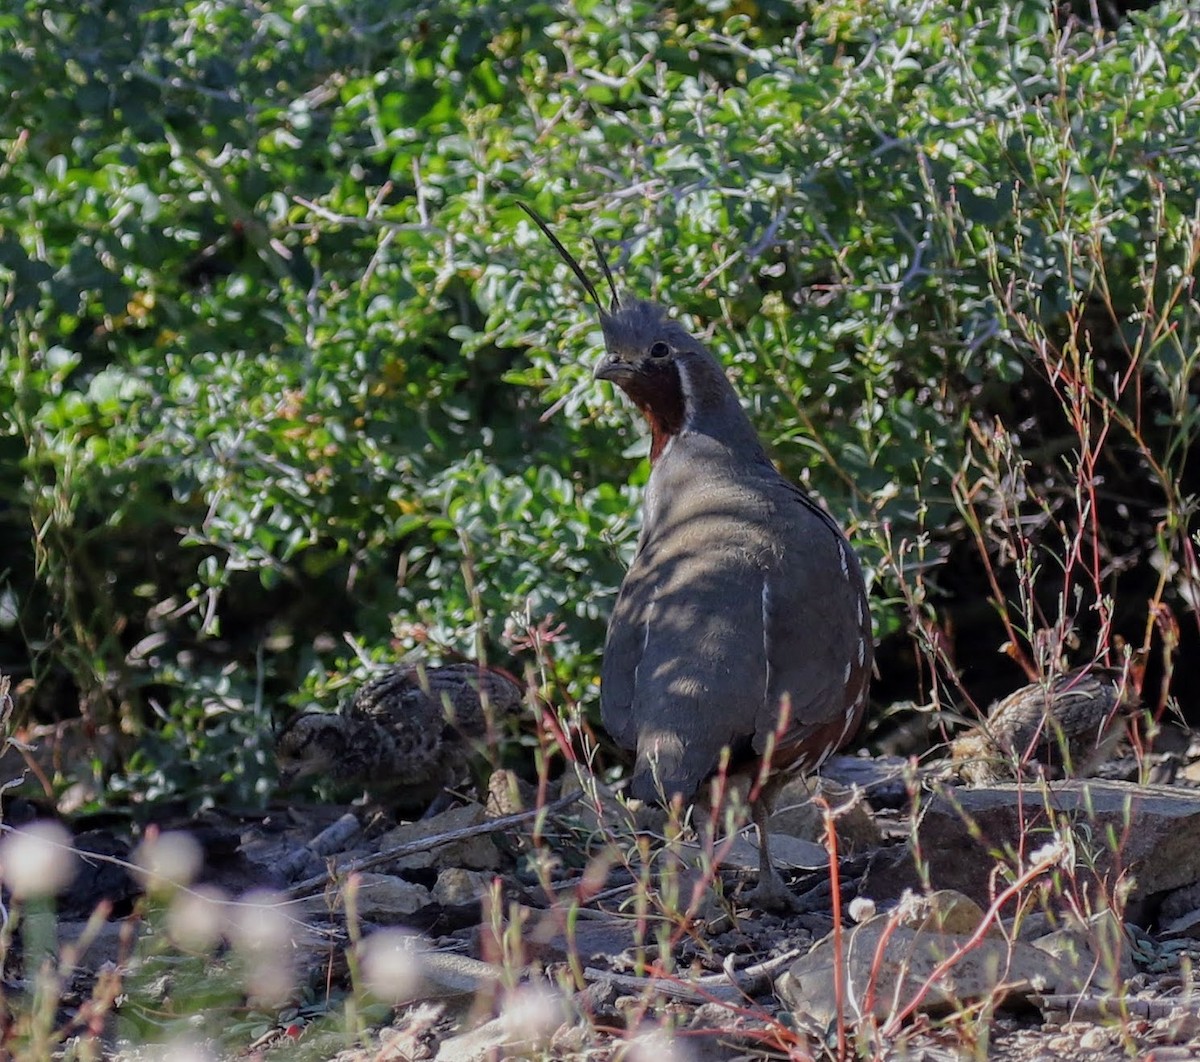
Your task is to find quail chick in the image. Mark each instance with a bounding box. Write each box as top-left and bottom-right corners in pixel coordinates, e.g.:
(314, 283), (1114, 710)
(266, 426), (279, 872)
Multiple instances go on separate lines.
(951, 667), (1139, 786)
(276, 663), (523, 813)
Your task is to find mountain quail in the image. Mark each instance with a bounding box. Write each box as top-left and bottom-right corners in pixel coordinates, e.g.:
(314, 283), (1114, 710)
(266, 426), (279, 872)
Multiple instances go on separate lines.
(951, 667), (1139, 786)
(523, 206), (873, 909)
(275, 663), (523, 813)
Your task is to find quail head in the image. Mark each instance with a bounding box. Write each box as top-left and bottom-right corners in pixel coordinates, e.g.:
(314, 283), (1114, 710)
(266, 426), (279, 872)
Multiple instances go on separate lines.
(523, 206), (873, 910)
(276, 662), (523, 813)
(951, 666), (1140, 786)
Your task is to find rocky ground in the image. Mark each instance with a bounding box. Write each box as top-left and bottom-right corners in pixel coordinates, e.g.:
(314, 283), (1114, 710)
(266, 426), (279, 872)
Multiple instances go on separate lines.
(13, 732), (1200, 1061)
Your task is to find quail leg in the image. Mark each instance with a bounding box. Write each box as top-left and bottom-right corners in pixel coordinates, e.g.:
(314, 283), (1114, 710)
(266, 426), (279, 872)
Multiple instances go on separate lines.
(744, 799), (801, 913)
(420, 788), (457, 819)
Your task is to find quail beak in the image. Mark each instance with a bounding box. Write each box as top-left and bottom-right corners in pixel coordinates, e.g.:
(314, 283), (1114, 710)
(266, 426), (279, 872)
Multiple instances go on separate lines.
(594, 353), (633, 382)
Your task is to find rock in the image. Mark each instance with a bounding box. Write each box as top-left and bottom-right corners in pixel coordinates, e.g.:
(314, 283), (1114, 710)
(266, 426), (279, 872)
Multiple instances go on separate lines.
(1159, 879), (1200, 922)
(864, 780), (1200, 908)
(530, 915), (641, 968)
(1146, 1047), (1200, 1061)
(307, 812), (362, 855)
(686, 1004), (780, 1060)
(485, 769), (538, 818)
(353, 873), (431, 920)
(858, 842), (929, 906)
(708, 830), (828, 874)
(1006, 910), (1055, 940)
(1158, 908), (1200, 940)
(378, 803), (502, 871)
(432, 868), (494, 907)
(822, 754), (916, 810)
(892, 889), (998, 936)
(375, 1004), (446, 1060)
(1164, 1010), (1200, 1043)
(776, 913), (1071, 1026)
(767, 777), (882, 855)
(272, 841), (327, 884)
(1031, 909), (1136, 990)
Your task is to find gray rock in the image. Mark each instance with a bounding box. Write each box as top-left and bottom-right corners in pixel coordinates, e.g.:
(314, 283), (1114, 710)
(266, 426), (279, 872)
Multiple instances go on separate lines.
(862, 780), (1200, 908)
(777, 914), (1070, 1027)
(431, 868), (493, 907)
(701, 830), (828, 874)
(767, 777), (882, 855)
(1032, 909), (1135, 990)
(1159, 908), (1200, 940)
(353, 873), (431, 919)
(822, 754), (916, 809)
(1159, 879), (1200, 922)
(378, 803), (502, 871)
(890, 889), (999, 936)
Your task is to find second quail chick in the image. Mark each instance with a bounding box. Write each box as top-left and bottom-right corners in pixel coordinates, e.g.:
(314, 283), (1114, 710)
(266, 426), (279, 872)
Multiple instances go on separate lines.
(951, 667), (1139, 786)
(276, 663), (523, 813)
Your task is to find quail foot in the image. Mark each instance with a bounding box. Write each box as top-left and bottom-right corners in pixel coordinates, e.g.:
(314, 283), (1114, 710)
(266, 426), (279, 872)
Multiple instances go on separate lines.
(523, 206), (872, 911)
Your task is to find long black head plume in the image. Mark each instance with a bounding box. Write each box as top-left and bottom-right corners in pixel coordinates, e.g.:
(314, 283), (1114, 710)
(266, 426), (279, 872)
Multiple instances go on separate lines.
(591, 236), (620, 311)
(520, 203), (620, 314)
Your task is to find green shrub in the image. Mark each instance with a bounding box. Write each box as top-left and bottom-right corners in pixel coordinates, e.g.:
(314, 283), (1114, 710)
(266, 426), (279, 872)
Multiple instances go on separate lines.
(1, 0), (1196, 806)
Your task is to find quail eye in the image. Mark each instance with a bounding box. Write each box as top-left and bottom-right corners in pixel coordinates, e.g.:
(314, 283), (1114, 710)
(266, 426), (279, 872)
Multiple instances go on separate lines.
(649, 341), (670, 359)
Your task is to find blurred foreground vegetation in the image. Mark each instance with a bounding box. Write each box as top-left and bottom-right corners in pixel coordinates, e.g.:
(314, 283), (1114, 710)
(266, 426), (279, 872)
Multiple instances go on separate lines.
(1, 0), (1198, 811)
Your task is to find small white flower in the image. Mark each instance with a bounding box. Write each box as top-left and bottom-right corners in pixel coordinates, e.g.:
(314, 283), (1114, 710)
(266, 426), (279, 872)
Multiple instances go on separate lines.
(1028, 836), (1071, 870)
(166, 885), (227, 952)
(360, 929), (426, 1003)
(501, 984), (567, 1046)
(230, 890), (294, 1004)
(0, 822), (76, 899)
(230, 890), (291, 952)
(624, 1029), (697, 1062)
(848, 896), (877, 923)
(135, 831), (203, 893)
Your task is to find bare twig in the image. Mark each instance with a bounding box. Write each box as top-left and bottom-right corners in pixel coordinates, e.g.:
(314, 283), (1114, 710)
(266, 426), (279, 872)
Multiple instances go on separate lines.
(1034, 993), (1194, 1023)
(287, 792), (581, 897)
(583, 947), (801, 1005)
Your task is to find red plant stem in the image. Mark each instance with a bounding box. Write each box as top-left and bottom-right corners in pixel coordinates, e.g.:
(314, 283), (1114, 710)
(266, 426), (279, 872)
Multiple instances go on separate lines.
(880, 849), (1060, 1036)
(818, 795), (848, 1061)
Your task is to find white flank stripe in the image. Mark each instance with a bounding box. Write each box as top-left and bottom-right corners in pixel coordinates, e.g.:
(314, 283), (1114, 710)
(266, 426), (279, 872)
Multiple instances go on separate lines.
(633, 596), (655, 690)
(838, 710), (857, 745)
(761, 577), (772, 714)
